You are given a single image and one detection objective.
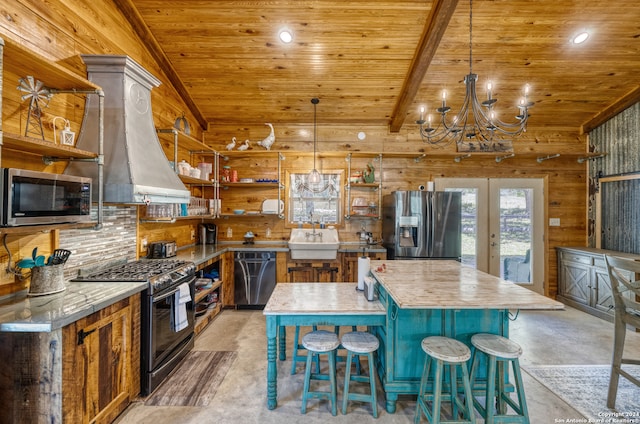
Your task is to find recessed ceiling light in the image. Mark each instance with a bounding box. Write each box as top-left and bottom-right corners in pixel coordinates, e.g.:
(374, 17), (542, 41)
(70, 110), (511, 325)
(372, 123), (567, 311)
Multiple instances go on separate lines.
(278, 29), (293, 44)
(572, 31), (589, 44)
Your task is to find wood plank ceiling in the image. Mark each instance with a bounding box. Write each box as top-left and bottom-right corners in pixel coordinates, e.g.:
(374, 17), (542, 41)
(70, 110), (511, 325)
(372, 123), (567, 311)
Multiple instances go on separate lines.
(118, 0), (640, 136)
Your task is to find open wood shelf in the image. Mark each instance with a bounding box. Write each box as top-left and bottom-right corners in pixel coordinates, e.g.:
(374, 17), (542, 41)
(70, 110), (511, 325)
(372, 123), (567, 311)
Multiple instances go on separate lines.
(2, 132), (98, 159)
(194, 279), (223, 334)
(156, 128), (214, 153)
(178, 174), (214, 185)
(220, 182), (279, 189)
(195, 302), (222, 334)
(3, 37), (100, 90)
(195, 279), (223, 303)
(0, 221), (97, 236)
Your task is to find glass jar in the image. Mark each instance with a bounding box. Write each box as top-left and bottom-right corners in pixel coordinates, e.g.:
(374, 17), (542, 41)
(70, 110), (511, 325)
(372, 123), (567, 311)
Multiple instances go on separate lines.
(221, 165), (231, 183)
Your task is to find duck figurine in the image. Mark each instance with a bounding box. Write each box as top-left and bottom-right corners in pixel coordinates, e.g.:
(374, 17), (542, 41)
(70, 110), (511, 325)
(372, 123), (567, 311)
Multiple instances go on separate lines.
(237, 139), (250, 151)
(257, 123), (275, 150)
(225, 137), (237, 151)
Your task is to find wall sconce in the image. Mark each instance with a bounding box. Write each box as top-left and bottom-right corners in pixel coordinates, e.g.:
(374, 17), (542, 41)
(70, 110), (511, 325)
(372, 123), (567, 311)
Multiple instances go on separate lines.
(53, 116), (75, 146)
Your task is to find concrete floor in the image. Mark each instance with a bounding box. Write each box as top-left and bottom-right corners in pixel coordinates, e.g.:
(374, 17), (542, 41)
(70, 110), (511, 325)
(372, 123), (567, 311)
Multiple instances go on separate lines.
(114, 305), (640, 424)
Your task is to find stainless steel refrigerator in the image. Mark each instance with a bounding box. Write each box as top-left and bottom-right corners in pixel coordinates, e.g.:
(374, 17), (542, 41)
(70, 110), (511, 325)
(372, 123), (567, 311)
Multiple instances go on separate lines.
(382, 190), (461, 260)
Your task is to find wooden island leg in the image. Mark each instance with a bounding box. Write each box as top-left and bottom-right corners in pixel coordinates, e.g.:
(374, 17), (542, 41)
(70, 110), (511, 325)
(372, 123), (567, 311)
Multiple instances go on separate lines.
(266, 318), (278, 409)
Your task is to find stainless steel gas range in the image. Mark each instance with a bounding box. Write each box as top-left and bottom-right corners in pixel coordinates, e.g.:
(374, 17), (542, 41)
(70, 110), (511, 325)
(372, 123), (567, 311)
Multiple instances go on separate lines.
(74, 259), (197, 395)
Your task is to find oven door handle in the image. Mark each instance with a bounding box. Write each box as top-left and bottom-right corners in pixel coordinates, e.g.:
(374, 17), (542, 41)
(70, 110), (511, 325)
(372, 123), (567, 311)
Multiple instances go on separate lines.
(154, 277), (195, 302)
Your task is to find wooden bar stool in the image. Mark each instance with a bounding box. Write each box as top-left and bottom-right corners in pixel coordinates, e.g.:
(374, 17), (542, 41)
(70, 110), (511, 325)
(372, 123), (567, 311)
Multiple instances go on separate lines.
(469, 333), (529, 424)
(341, 331), (379, 418)
(300, 330), (340, 416)
(415, 336), (475, 424)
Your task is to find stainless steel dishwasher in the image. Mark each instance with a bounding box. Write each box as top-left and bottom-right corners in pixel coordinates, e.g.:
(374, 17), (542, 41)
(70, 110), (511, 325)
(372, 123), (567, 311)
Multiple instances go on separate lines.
(234, 251), (277, 307)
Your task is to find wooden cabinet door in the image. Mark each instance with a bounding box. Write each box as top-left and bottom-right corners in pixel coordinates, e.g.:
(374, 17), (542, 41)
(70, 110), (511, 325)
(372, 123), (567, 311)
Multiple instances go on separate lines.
(558, 261), (590, 305)
(592, 266), (614, 314)
(62, 295), (140, 424)
(342, 251), (387, 282)
(221, 251), (235, 306)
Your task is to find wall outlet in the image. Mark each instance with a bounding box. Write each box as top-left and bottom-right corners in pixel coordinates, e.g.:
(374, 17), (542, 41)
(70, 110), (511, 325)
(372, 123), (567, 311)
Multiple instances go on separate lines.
(549, 218), (561, 226)
(140, 237), (148, 253)
(190, 229), (196, 240)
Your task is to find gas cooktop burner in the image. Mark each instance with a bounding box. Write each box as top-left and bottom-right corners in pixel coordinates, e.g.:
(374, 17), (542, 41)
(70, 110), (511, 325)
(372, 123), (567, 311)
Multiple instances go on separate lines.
(73, 259), (196, 292)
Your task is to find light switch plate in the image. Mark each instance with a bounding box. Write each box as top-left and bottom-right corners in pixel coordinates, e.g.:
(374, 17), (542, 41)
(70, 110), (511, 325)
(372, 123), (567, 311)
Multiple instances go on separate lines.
(549, 218), (561, 226)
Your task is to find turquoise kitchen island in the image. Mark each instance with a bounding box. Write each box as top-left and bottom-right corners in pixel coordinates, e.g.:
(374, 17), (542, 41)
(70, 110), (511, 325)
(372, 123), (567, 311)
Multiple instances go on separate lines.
(369, 260), (563, 412)
(263, 260), (563, 412)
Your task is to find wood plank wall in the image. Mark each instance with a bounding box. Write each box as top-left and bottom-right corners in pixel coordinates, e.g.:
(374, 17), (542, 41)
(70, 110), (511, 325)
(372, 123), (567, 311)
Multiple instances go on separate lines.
(0, 0), (599, 298)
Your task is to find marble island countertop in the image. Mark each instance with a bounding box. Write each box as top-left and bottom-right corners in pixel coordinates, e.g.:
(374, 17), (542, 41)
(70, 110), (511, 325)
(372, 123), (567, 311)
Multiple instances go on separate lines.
(0, 281), (147, 332)
(370, 259), (564, 310)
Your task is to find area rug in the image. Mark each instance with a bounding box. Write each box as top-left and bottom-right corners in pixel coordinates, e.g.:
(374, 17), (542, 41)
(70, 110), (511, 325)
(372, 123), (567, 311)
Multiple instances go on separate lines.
(145, 351), (237, 407)
(523, 364), (640, 423)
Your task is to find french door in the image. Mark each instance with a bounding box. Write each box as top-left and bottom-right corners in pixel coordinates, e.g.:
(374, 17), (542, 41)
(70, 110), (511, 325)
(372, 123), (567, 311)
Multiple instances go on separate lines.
(435, 178), (545, 294)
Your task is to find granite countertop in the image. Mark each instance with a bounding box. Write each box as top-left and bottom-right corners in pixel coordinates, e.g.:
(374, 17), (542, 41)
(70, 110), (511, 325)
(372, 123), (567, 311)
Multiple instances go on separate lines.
(0, 281), (147, 332)
(174, 241), (386, 267)
(370, 259), (565, 311)
(556, 246), (640, 259)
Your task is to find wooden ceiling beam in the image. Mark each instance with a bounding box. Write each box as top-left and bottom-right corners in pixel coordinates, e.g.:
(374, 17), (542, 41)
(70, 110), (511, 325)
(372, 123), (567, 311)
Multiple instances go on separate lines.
(581, 85), (640, 134)
(388, 0), (460, 133)
(112, 0), (208, 131)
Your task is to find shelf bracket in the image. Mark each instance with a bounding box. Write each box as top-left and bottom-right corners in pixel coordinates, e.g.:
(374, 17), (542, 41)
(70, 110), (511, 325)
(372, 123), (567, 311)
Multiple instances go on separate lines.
(577, 153), (606, 163)
(536, 153), (561, 163)
(495, 153), (515, 163)
(414, 154), (426, 163)
(42, 156), (100, 165)
(454, 154), (471, 163)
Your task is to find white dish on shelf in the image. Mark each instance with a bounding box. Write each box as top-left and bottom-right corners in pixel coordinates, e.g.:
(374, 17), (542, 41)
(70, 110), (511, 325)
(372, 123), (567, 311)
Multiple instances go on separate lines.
(239, 178), (254, 183)
(352, 197), (368, 207)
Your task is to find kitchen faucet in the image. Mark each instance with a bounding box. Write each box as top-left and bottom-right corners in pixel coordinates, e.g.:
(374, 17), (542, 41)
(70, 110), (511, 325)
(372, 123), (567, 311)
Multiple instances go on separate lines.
(306, 214), (322, 240)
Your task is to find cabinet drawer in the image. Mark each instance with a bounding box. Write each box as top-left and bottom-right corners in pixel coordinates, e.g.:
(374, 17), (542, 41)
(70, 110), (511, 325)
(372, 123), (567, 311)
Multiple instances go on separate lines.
(561, 251), (593, 265)
(593, 257), (607, 269)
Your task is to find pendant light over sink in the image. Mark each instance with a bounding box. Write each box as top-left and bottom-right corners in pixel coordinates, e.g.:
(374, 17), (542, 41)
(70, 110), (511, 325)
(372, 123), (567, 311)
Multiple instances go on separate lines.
(308, 97), (322, 184)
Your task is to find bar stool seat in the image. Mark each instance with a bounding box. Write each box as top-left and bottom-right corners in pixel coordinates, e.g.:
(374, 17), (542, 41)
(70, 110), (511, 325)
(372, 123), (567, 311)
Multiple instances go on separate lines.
(341, 331), (379, 418)
(470, 333), (529, 424)
(300, 330), (340, 416)
(415, 336), (475, 424)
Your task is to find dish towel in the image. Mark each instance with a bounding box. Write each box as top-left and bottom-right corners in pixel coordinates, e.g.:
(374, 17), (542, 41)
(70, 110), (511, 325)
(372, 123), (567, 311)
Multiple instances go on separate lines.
(172, 283), (192, 332)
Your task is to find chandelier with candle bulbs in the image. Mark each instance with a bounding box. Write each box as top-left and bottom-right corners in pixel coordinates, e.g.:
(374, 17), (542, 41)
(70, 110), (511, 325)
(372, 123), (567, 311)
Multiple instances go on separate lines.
(416, 0), (533, 150)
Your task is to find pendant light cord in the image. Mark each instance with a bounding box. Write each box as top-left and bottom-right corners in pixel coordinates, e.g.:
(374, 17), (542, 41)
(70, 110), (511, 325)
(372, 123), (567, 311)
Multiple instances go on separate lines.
(469, 0), (473, 75)
(311, 97), (319, 170)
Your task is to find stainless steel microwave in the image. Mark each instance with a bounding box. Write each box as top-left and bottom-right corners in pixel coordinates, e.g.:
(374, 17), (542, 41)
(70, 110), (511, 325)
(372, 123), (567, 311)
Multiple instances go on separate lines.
(1, 168), (92, 226)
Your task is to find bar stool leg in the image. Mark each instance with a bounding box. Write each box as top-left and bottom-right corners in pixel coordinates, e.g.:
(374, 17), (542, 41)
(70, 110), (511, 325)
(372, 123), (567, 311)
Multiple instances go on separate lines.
(301, 348), (314, 414)
(368, 351), (378, 418)
(450, 361), (459, 419)
(512, 358), (530, 422)
(414, 355), (432, 423)
(328, 349), (338, 416)
(342, 349), (354, 415)
(485, 354), (497, 424)
(291, 325), (320, 375)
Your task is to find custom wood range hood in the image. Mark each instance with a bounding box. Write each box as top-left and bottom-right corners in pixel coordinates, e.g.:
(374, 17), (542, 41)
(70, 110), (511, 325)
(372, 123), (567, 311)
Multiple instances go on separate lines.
(66, 55), (190, 205)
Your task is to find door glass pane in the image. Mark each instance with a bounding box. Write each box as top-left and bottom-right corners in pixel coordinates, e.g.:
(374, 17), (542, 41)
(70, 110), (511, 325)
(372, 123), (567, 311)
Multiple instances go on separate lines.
(445, 188), (478, 268)
(500, 188), (532, 283)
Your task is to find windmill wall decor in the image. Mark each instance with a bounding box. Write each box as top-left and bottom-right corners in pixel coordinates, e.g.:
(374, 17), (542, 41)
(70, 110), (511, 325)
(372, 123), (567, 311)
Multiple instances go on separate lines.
(17, 76), (52, 140)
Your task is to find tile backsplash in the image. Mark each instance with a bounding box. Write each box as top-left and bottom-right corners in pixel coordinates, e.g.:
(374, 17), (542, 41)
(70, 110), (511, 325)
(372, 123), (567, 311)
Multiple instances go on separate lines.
(59, 206), (138, 279)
